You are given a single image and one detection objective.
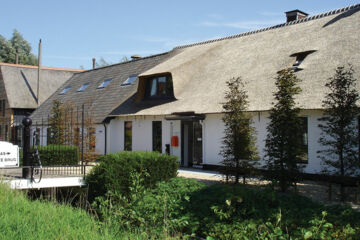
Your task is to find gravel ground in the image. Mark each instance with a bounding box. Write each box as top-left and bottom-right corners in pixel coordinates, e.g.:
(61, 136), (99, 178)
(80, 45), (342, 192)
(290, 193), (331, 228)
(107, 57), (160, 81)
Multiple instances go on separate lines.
(178, 168), (360, 210)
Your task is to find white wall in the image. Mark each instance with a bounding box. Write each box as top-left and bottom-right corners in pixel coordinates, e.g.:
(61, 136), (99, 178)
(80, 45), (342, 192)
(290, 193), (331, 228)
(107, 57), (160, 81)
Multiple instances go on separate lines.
(108, 116), (181, 161)
(95, 124), (105, 155)
(107, 110), (327, 173)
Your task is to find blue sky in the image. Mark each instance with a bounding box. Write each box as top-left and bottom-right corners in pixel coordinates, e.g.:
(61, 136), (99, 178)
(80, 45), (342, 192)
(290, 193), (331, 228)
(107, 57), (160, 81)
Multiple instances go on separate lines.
(1, 0), (358, 69)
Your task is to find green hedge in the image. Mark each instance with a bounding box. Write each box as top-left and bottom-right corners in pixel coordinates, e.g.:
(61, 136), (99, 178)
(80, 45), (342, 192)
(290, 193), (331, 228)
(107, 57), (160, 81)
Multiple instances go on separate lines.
(86, 151), (179, 202)
(37, 145), (79, 166)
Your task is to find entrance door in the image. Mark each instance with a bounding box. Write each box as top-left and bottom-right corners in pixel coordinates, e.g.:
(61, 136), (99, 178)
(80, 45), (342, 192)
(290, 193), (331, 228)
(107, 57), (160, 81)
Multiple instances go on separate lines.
(181, 121), (203, 167)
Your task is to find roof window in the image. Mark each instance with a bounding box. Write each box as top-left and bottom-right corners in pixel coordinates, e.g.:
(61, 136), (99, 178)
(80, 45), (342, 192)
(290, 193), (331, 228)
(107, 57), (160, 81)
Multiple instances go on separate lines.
(290, 50), (316, 71)
(60, 86), (71, 95)
(77, 83), (89, 92)
(97, 78), (112, 89)
(145, 75), (174, 99)
(122, 75), (137, 86)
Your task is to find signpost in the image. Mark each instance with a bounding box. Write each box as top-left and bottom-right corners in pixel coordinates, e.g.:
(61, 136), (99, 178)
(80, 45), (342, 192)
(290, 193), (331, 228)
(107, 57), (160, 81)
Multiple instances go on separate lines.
(0, 141), (19, 168)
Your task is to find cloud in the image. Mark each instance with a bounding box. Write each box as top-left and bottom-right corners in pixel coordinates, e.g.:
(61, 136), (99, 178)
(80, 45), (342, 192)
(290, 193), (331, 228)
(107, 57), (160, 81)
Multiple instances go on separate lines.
(199, 19), (283, 30)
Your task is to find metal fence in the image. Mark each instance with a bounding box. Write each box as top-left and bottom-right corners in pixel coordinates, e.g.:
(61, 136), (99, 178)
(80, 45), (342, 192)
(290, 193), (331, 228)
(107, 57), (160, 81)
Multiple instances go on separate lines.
(2, 104), (96, 180)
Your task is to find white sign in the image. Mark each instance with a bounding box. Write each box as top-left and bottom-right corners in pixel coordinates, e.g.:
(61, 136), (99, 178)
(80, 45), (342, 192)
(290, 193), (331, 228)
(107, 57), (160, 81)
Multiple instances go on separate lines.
(0, 141), (19, 168)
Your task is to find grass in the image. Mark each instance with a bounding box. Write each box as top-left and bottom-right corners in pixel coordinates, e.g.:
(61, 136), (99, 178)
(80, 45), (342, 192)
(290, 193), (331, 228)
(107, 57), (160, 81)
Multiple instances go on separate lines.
(0, 183), (141, 240)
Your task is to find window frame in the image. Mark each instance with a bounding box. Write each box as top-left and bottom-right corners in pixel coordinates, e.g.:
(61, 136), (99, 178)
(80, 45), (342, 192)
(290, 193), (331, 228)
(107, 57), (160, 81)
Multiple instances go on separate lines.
(297, 116), (309, 164)
(97, 78), (113, 89)
(152, 121), (162, 153)
(77, 83), (89, 92)
(60, 86), (71, 95)
(145, 75), (174, 99)
(124, 121), (132, 151)
(122, 75), (138, 86)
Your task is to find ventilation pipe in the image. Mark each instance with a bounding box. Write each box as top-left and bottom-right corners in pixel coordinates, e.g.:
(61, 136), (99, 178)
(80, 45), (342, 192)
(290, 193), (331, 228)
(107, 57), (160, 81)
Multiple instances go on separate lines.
(131, 55), (141, 60)
(92, 58), (96, 69)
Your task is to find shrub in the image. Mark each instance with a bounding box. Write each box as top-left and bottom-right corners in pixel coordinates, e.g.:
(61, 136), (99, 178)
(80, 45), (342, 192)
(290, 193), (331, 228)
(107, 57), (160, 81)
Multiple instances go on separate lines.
(86, 151), (178, 202)
(95, 176), (204, 238)
(37, 145), (79, 165)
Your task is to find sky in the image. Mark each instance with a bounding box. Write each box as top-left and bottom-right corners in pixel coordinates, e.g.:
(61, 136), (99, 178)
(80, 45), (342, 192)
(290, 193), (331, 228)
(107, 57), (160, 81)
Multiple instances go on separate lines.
(1, 0), (358, 69)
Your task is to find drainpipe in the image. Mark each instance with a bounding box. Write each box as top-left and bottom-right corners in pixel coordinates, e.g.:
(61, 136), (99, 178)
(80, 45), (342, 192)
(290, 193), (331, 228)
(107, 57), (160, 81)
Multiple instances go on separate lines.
(102, 117), (114, 155)
(103, 123), (107, 155)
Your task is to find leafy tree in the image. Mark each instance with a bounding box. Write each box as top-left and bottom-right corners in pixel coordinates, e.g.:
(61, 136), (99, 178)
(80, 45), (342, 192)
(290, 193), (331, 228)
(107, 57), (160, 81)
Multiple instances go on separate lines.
(265, 69), (304, 192)
(48, 100), (65, 145)
(0, 29), (37, 65)
(318, 65), (359, 201)
(220, 77), (259, 184)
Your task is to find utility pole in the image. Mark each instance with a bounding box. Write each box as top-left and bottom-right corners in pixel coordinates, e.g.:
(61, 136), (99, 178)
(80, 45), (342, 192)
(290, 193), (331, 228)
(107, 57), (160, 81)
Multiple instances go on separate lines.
(37, 39), (42, 106)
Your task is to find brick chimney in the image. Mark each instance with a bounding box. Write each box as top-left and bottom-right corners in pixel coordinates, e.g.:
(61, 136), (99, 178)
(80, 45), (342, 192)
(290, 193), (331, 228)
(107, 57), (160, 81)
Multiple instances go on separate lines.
(285, 10), (309, 23)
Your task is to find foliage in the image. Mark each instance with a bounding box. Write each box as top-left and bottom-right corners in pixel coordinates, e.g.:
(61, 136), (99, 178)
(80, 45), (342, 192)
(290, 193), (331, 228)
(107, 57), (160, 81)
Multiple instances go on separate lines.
(0, 29), (38, 65)
(92, 176), (360, 239)
(37, 145), (79, 165)
(46, 100), (98, 162)
(318, 65), (360, 201)
(265, 69), (305, 192)
(220, 77), (259, 184)
(86, 151), (179, 202)
(0, 183), (118, 240)
(95, 175), (203, 238)
(48, 100), (65, 145)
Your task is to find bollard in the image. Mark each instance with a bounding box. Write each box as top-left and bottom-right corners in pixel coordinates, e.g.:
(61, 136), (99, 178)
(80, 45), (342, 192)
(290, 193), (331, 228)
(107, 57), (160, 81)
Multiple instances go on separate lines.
(22, 117), (32, 179)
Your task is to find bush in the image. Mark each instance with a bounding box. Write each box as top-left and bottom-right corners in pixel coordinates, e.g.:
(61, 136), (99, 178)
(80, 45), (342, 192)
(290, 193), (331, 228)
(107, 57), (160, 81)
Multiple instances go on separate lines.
(86, 151), (178, 202)
(37, 145), (79, 165)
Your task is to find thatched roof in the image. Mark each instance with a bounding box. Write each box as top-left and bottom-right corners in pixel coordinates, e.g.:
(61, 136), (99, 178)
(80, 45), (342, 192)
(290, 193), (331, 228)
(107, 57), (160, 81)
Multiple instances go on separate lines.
(110, 4), (360, 117)
(0, 63), (81, 109)
(30, 52), (174, 124)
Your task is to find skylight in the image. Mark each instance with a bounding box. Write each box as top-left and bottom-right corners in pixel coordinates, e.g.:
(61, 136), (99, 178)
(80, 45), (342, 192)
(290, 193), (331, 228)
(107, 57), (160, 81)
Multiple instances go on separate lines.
(77, 83), (89, 92)
(122, 75), (137, 85)
(60, 86), (71, 94)
(97, 78), (112, 89)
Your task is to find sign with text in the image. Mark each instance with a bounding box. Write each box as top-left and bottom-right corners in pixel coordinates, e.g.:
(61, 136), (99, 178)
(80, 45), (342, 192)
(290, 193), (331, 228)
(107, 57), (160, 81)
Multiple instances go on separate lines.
(0, 141), (19, 168)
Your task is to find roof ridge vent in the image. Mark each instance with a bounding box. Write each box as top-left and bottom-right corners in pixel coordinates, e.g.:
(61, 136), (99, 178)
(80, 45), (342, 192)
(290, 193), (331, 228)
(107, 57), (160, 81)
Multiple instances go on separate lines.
(285, 9), (309, 23)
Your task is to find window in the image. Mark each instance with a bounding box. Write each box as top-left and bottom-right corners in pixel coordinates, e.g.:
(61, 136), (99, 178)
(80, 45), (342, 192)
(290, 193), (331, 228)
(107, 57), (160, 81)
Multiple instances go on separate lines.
(290, 50), (316, 72)
(122, 75), (137, 85)
(152, 121), (162, 152)
(298, 117), (308, 163)
(124, 121), (132, 151)
(97, 78), (112, 89)
(0, 100), (5, 116)
(77, 83), (89, 92)
(145, 75), (174, 99)
(88, 127), (96, 151)
(5, 125), (8, 141)
(60, 86), (71, 94)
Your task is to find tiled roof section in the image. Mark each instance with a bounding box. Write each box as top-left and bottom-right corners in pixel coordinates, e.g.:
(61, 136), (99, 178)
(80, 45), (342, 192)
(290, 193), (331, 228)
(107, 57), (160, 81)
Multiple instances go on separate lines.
(174, 3), (360, 50)
(0, 62), (83, 72)
(30, 51), (174, 124)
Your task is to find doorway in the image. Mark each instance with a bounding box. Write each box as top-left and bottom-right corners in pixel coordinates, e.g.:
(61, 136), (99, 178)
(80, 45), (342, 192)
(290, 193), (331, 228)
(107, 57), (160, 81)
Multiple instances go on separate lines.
(181, 121), (203, 167)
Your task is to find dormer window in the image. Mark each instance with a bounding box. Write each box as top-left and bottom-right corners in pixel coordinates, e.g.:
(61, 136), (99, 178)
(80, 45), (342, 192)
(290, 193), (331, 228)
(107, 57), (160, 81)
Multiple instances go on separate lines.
(77, 83), (89, 92)
(60, 86), (71, 95)
(290, 50), (316, 72)
(145, 75), (174, 99)
(97, 78), (112, 89)
(122, 75), (137, 86)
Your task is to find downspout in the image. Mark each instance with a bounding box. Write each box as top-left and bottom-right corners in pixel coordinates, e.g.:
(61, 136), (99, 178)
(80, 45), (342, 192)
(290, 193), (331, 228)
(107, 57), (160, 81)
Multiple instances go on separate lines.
(103, 123), (107, 155)
(102, 117), (115, 155)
